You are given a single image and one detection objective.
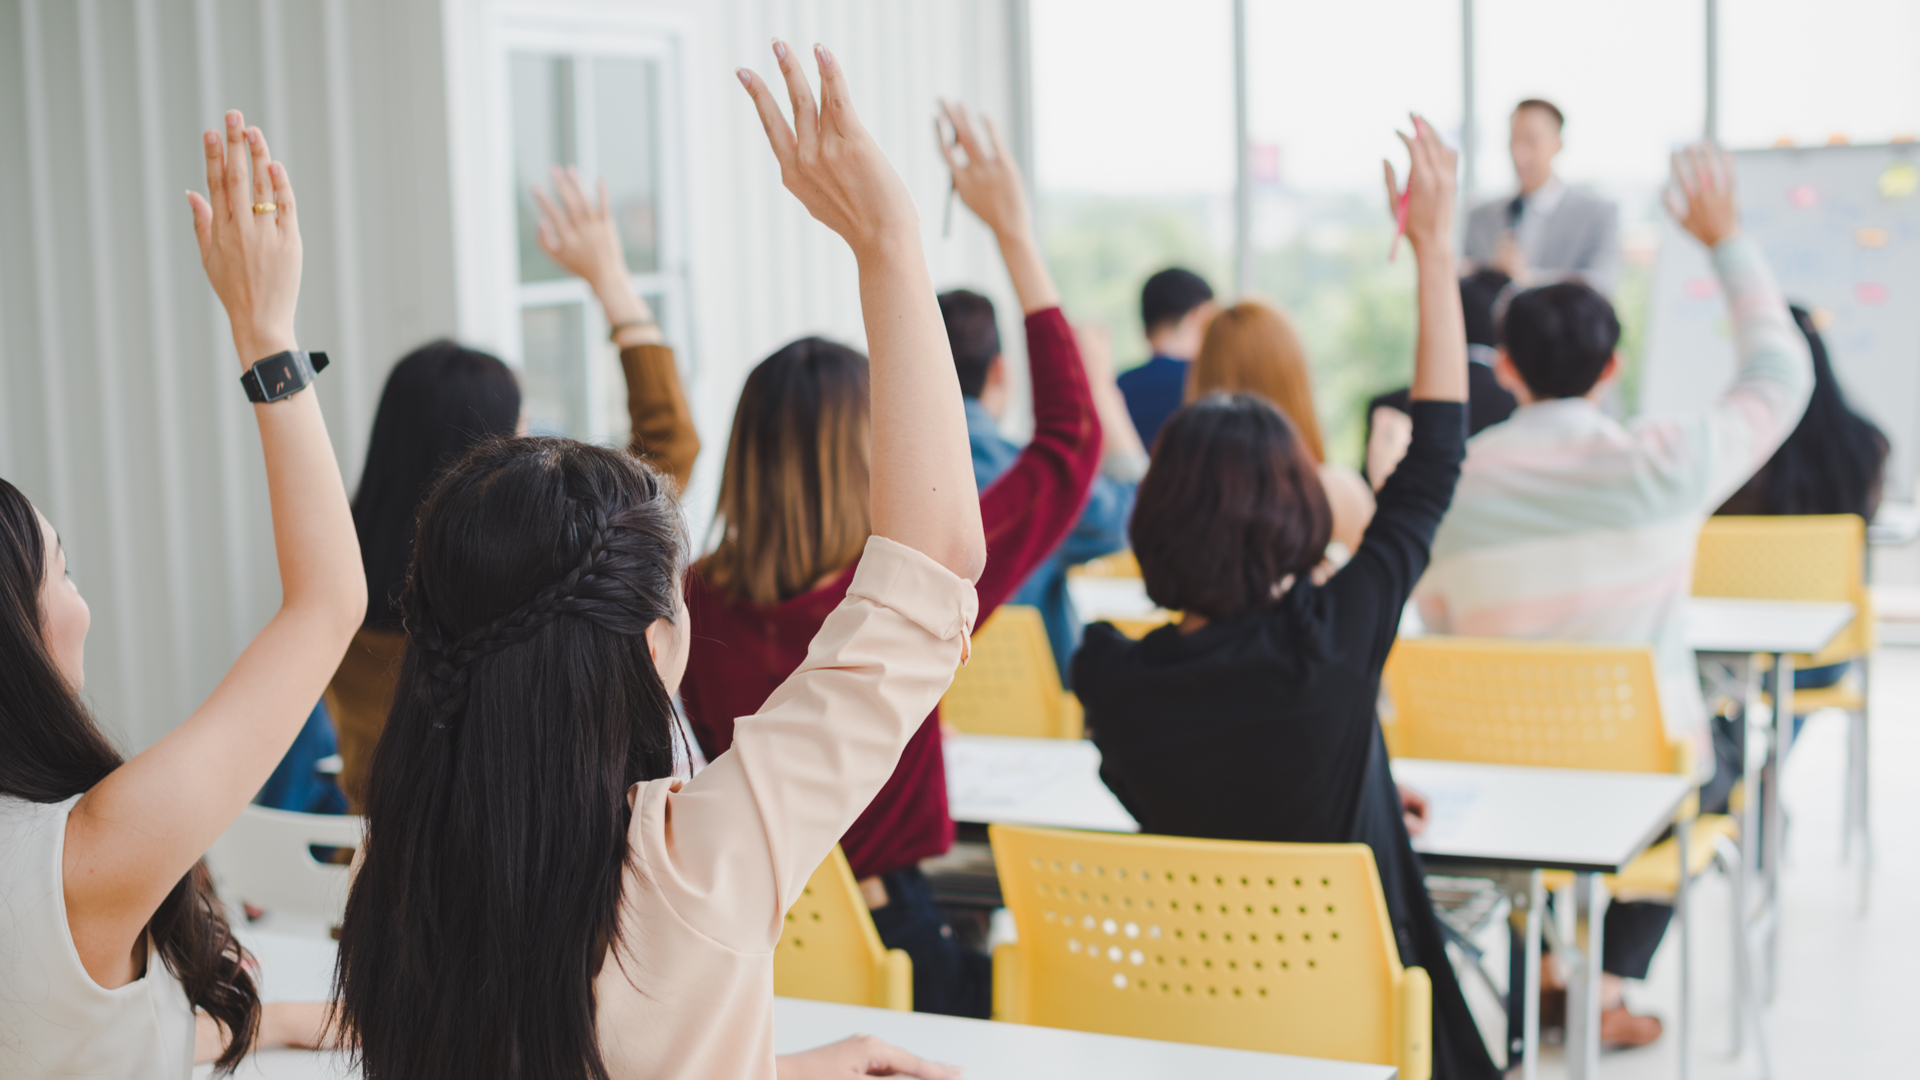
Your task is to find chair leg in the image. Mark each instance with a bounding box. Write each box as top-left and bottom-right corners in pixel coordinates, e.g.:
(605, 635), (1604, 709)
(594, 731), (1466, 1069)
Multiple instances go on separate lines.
(1677, 824), (1692, 1080)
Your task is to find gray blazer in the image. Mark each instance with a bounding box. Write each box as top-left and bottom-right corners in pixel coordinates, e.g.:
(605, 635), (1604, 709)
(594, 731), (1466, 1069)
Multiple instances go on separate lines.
(1463, 185), (1620, 295)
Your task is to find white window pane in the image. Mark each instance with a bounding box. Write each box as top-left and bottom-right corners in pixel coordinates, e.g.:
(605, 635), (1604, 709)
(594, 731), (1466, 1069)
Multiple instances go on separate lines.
(1243, 0), (1461, 464)
(513, 54), (577, 285)
(592, 58), (663, 275)
(1722, 0), (1920, 149)
(522, 302), (588, 436)
(1031, 0), (1234, 357)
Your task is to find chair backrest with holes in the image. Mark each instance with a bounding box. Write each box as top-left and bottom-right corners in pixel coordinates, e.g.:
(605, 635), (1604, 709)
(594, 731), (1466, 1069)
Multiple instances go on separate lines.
(1693, 514), (1872, 661)
(989, 825), (1428, 1077)
(205, 805), (363, 935)
(940, 606), (1081, 739)
(773, 846), (911, 1010)
(1382, 636), (1672, 773)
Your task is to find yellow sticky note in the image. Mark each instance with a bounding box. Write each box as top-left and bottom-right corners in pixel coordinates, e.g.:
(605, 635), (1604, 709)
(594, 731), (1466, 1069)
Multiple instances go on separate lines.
(1880, 162), (1919, 198)
(1857, 226), (1891, 248)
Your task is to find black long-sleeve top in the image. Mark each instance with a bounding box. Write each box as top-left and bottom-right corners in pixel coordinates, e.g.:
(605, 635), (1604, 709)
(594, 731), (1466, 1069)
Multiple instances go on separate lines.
(1075, 400), (1499, 1080)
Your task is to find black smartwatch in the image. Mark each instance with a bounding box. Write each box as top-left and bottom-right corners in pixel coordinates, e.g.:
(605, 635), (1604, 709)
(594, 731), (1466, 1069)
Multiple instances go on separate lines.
(240, 349), (330, 403)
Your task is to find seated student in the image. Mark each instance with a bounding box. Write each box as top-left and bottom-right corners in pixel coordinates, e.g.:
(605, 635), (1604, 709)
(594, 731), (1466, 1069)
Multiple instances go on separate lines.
(937, 106), (1143, 686)
(327, 169), (699, 811)
(1117, 267), (1218, 446)
(1, 113), (359, 1072)
(1077, 118), (1500, 1080)
(335, 44), (978, 1079)
(1364, 269), (1520, 486)
(678, 95), (1104, 1020)
(1403, 145), (1813, 1047)
(1186, 299), (1377, 553)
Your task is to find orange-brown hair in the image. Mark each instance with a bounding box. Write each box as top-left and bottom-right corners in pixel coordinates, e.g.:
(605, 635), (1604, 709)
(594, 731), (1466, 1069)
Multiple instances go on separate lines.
(1187, 300), (1326, 464)
(701, 337), (872, 607)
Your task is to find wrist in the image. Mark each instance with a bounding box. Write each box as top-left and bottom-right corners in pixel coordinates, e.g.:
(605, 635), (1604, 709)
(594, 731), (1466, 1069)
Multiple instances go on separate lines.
(850, 225), (924, 267)
(233, 331), (298, 368)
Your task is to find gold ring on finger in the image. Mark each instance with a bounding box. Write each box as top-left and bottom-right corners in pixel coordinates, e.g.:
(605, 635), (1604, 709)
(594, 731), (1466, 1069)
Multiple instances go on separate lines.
(252, 202), (278, 214)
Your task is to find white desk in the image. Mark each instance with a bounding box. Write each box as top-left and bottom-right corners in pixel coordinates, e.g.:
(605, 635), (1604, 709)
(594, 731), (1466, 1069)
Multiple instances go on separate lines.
(1683, 597), (1855, 655)
(1868, 500), (1920, 546)
(200, 914), (1391, 1080)
(1067, 575), (1163, 623)
(945, 733), (1139, 833)
(1392, 759), (1692, 875)
(1392, 759), (1691, 1080)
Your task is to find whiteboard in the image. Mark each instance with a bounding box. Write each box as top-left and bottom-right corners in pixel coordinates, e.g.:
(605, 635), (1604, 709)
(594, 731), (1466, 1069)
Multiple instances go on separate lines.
(1641, 143), (1920, 500)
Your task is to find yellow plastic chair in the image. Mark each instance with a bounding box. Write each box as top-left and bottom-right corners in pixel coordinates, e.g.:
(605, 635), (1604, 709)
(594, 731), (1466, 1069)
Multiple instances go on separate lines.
(941, 606), (1084, 739)
(1693, 514), (1873, 874)
(989, 825), (1431, 1080)
(1070, 549), (1142, 579)
(1382, 637), (1748, 1054)
(774, 846), (912, 1010)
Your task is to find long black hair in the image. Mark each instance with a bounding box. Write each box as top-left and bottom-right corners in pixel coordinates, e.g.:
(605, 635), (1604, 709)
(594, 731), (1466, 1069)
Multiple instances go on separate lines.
(333, 438), (686, 1080)
(0, 478), (260, 1070)
(351, 341), (520, 626)
(1735, 306), (1889, 518)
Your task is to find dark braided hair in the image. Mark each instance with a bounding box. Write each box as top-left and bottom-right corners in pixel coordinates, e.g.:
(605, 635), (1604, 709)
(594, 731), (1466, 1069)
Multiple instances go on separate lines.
(335, 438), (688, 1080)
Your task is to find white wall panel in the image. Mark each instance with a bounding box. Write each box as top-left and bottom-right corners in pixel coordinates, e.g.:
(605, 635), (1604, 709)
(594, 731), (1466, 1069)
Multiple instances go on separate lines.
(1, 0), (1029, 752)
(0, 0), (458, 749)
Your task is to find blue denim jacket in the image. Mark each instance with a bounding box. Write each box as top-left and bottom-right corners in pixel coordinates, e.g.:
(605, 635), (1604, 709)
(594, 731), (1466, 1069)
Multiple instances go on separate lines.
(966, 397), (1134, 685)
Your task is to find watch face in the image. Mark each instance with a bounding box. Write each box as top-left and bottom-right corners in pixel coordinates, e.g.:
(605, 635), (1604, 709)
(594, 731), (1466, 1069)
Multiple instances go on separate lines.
(268, 359), (298, 398)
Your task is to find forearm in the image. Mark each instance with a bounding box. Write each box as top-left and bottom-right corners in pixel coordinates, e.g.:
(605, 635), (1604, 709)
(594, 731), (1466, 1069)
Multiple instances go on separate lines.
(621, 344), (700, 489)
(1408, 245), (1468, 403)
(859, 236), (986, 580)
(1092, 378), (1147, 469)
(592, 272), (665, 347)
(254, 386), (365, 628)
(995, 226), (1060, 315)
(1716, 236), (1811, 400)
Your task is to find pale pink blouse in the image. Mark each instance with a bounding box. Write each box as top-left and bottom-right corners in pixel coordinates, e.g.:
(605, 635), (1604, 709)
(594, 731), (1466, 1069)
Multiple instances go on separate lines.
(594, 536), (977, 1078)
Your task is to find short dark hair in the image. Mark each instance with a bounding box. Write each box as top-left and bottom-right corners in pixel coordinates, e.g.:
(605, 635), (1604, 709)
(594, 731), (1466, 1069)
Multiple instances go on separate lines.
(1500, 283), (1620, 399)
(1140, 268), (1215, 335)
(939, 289), (1001, 398)
(1515, 98), (1565, 131)
(1460, 269), (1512, 348)
(1129, 393), (1332, 621)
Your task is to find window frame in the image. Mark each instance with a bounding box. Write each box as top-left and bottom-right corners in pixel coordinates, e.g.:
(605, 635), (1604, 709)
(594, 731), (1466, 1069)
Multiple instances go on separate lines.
(491, 14), (692, 445)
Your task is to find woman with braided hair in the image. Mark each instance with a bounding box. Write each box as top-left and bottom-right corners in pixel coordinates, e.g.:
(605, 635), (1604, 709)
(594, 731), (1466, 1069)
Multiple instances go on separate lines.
(333, 43), (986, 1080)
(1, 111), (363, 1073)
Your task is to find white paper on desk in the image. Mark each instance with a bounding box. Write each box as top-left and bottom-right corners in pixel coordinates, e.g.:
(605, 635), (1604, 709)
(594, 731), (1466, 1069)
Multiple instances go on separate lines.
(944, 740), (1087, 808)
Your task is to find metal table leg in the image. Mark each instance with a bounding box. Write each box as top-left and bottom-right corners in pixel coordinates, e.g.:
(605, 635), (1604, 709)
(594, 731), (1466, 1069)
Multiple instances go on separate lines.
(1565, 872), (1604, 1080)
(1677, 817), (1692, 1080)
(1764, 651), (1793, 1002)
(1524, 870), (1542, 1080)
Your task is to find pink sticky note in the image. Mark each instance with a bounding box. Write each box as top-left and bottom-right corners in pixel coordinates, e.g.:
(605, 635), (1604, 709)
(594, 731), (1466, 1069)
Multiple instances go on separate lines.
(1856, 282), (1890, 305)
(1685, 277), (1721, 300)
(1788, 184), (1819, 208)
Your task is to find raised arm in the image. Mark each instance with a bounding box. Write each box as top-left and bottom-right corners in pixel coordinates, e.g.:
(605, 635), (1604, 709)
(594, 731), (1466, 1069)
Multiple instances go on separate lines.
(64, 111), (364, 986)
(533, 168), (700, 489)
(1330, 117), (1467, 654)
(1663, 143), (1812, 504)
(937, 100), (1058, 315)
(741, 44), (984, 581)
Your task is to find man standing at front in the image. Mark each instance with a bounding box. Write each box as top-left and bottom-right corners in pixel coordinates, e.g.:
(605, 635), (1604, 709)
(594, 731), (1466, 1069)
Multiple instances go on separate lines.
(1464, 99), (1620, 295)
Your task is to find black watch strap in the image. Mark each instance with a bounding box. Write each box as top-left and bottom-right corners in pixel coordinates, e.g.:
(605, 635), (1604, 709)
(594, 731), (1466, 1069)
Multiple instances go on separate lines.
(241, 350), (330, 403)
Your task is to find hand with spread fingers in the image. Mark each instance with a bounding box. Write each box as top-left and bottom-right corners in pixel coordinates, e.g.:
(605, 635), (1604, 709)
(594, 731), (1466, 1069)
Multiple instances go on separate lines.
(738, 41), (918, 257)
(1666, 142), (1740, 249)
(936, 101), (1030, 243)
(187, 109), (302, 366)
(1383, 113), (1459, 259)
(533, 165), (663, 346)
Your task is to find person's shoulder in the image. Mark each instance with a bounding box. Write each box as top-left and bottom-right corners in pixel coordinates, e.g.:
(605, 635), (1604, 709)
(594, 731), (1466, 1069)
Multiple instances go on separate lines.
(1072, 622), (1141, 689)
(1561, 185), (1619, 215)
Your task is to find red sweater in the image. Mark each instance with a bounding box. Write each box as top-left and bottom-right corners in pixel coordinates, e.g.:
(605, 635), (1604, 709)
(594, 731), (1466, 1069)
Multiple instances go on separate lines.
(681, 307), (1102, 880)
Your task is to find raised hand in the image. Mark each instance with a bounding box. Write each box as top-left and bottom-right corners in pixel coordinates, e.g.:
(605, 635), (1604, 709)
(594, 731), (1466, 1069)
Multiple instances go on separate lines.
(936, 101), (1030, 241)
(1665, 142), (1739, 249)
(187, 109), (301, 366)
(533, 165), (661, 345)
(739, 41), (917, 257)
(1383, 114), (1459, 258)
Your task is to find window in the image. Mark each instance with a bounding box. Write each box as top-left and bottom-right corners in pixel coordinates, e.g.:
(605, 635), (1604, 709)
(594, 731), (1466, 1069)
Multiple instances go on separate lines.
(506, 42), (686, 442)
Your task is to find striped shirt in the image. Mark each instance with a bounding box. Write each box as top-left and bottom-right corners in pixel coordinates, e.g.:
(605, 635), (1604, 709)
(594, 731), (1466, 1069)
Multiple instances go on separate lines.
(1415, 235), (1813, 745)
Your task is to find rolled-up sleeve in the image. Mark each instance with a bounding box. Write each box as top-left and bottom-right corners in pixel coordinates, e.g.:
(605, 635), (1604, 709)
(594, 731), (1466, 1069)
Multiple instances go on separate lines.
(628, 536), (977, 953)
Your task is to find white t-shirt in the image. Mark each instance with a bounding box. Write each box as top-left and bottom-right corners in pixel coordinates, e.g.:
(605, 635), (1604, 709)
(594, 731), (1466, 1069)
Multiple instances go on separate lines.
(0, 794), (196, 1079)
